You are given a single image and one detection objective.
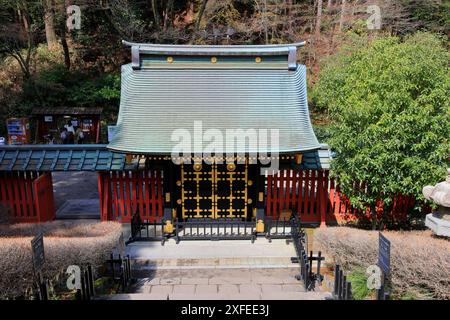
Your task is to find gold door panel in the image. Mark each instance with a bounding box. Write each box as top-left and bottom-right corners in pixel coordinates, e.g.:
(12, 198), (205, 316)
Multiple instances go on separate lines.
(179, 162), (250, 219)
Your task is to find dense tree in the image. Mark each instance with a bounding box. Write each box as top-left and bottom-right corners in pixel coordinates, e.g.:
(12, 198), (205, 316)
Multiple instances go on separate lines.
(0, 0), (448, 138)
(0, 0), (39, 79)
(43, 0), (58, 50)
(313, 33), (450, 228)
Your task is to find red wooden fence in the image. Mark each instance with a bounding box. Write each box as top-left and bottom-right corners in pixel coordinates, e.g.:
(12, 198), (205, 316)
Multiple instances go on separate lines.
(33, 172), (55, 222)
(265, 169), (416, 226)
(0, 172), (55, 223)
(98, 170), (164, 222)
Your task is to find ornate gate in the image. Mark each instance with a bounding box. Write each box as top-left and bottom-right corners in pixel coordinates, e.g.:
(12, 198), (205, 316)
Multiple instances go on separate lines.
(177, 161), (254, 220)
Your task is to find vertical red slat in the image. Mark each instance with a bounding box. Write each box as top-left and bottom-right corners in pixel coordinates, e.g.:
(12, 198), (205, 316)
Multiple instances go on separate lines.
(42, 173), (49, 221)
(323, 170), (330, 216)
(290, 170), (297, 210)
(0, 172), (7, 203)
(125, 172), (132, 220)
(297, 170), (303, 216)
(309, 170), (317, 217)
(138, 171), (144, 219)
(13, 172), (22, 217)
(25, 172), (34, 218)
(319, 170), (326, 227)
(157, 170), (163, 219)
(279, 170), (285, 211)
(328, 177), (336, 223)
(272, 172), (278, 218)
(111, 172), (119, 220)
(302, 170), (309, 219)
(284, 170), (292, 210)
(131, 171), (138, 215)
(105, 173), (112, 221)
(317, 170), (323, 222)
(335, 184), (341, 219)
(33, 173), (42, 223)
(150, 170), (156, 219)
(18, 172), (27, 217)
(100, 173), (107, 221)
(145, 170), (153, 219)
(118, 172), (125, 219)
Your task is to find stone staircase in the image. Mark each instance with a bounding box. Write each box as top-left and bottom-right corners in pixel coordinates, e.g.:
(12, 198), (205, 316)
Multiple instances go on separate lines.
(99, 238), (332, 300)
(110, 268), (332, 300)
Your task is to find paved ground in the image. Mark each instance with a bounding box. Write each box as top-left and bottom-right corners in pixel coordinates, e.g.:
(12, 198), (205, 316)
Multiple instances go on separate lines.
(127, 238), (296, 261)
(101, 237), (333, 300)
(105, 268), (332, 300)
(52, 172), (99, 219)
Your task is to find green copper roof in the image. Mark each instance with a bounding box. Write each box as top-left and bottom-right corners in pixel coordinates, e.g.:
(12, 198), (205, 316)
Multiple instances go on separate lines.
(0, 144), (332, 172)
(108, 46), (320, 154)
(0, 145), (137, 171)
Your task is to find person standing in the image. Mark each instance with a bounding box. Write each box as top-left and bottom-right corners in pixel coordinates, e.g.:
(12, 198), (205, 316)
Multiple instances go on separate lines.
(64, 120), (75, 144)
(60, 128), (68, 144)
(64, 120), (75, 135)
(75, 127), (85, 144)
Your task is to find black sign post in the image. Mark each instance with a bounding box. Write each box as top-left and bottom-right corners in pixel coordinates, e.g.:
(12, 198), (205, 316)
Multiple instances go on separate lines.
(31, 233), (48, 300)
(377, 232), (391, 300)
(31, 233), (45, 272)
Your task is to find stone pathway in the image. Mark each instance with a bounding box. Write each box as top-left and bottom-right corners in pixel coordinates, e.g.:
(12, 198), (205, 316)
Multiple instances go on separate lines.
(100, 238), (333, 300)
(102, 268), (331, 300)
(52, 171), (99, 219)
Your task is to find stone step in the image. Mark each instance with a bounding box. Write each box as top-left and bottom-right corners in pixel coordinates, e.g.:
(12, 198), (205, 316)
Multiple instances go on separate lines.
(126, 238), (296, 260)
(98, 290), (332, 300)
(124, 267), (333, 299)
(130, 267), (301, 283)
(131, 256), (298, 270)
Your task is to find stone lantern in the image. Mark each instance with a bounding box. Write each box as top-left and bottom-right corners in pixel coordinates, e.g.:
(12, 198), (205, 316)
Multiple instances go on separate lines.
(423, 168), (450, 237)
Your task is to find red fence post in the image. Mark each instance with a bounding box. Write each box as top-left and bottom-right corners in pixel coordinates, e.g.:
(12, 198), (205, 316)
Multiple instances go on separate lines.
(98, 172), (113, 222)
(319, 170), (327, 228)
(32, 172), (55, 222)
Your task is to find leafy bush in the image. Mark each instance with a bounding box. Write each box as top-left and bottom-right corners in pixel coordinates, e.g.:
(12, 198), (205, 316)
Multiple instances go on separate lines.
(314, 227), (450, 300)
(312, 32), (450, 225)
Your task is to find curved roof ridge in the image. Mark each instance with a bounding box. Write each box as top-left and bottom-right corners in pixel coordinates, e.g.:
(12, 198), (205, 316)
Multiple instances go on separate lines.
(122, 40), (306, 49)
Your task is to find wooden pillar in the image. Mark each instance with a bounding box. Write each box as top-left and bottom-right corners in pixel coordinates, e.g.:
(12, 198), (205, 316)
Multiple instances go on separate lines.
(98, 172), (112, 221)
(95, 117), (101, 143)
(33, 172), (55, 222)
(319, 170), (327, 228)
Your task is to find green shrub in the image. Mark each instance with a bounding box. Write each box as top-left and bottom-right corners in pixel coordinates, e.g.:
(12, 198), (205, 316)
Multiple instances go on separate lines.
(346, 268), (374, 300)
(312, 32), (450, 225)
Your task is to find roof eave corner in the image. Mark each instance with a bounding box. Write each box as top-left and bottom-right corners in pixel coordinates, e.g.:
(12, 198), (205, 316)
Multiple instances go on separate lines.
(288, 46), (298, 71)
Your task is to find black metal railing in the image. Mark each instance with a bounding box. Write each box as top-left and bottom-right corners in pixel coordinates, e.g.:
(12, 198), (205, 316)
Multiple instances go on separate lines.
(265, 217), (293, 241)
(31, 264), (96, 301)
(174, 218), (257, 243)
(290, 217), (324, 291)
(76, 264), (95, 300)
(106, 254), (133, 293)
(128, 213), (166, 244)
(332, 265), (353, 300)
(33, 274), (50, 300)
